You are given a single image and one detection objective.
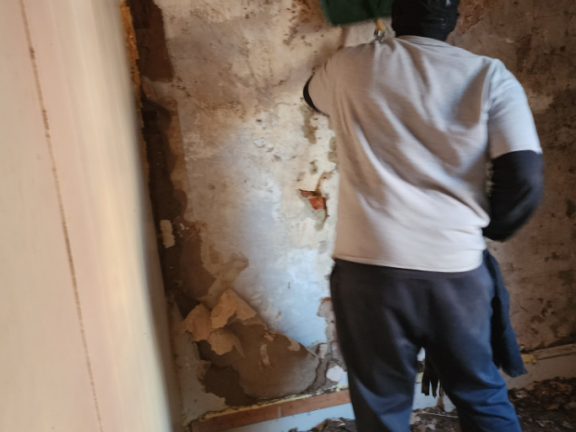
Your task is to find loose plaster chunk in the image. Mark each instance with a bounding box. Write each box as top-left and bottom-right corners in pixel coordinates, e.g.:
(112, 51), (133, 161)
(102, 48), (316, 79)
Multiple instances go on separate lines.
(208, 328), (244, 356)
(326, 365), (345, 383)
(182, 289), (320, 398)
(181, 304), (213, 341)
(181, 302), (245, 356)
(201, 321), (320, 399)
(211, 289), (257, 328)
(159, 219), (176, 248)
(182, 289), (261, 356)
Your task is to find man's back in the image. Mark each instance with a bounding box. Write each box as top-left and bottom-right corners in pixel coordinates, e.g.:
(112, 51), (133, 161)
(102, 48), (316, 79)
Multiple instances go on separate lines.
(307, 36), (541, 271)
(314, 3), (543, 431)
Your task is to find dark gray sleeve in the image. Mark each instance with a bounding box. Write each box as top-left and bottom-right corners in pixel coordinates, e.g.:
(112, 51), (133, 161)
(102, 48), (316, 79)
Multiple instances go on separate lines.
(483, 150), (544, 242)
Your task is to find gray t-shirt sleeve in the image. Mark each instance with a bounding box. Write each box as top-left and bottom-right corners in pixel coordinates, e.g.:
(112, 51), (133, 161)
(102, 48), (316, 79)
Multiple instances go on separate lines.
(487, 60), (542, 159)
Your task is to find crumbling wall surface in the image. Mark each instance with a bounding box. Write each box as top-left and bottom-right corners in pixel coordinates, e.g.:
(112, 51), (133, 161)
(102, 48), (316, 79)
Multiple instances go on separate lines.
(127, 0), (364, 423)
(450, 0), (576, 351)
(150, 0), (342, 346)
(132, 0), (576, 424)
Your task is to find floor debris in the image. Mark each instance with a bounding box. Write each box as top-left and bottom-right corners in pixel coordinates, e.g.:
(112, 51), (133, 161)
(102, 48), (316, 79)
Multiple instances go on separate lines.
(292, 417), (357, 432)
(299, 378), (576, 432)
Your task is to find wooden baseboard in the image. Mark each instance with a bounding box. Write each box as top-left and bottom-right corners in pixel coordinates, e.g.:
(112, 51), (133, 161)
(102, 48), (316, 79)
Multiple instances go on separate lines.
(190, 390), (351, 432)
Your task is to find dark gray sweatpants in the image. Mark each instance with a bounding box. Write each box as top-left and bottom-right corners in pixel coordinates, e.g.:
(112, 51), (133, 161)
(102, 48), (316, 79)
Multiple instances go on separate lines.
(330, 258), (522, 432)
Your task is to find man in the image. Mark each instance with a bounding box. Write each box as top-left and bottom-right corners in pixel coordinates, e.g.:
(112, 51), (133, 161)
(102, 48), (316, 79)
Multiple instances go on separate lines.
(303, 0), (543, 431)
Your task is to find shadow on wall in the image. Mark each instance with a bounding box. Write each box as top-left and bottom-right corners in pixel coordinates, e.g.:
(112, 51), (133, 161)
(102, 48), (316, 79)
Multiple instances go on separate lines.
(120, 4), (184, 429)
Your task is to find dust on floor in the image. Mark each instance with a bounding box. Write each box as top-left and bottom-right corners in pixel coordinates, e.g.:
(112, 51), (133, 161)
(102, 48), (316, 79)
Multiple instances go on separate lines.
(297, 378), (576, 432)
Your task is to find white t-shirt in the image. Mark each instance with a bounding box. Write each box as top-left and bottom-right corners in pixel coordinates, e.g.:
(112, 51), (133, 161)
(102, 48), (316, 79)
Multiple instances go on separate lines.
(308, 36), (541, 272)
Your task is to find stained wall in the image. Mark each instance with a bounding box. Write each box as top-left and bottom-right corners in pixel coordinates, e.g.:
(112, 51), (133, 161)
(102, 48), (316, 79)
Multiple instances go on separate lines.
(451, 0), (576, 351)
(132, 0), (576, 425)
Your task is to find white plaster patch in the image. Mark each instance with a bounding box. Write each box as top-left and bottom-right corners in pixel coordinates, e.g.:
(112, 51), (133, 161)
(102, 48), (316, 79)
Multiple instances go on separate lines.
(159, 220), (175, 248)
(326, 365), (345, 382)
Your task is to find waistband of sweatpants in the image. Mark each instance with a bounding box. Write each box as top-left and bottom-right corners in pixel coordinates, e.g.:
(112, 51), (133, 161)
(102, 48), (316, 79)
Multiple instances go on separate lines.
(333, 257), (488, 281)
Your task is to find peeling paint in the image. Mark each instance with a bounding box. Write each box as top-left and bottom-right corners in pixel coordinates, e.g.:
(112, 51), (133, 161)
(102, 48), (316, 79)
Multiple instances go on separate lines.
(141, 0), (344, 364)
(298, 171), (334, 230)
(326, 365), (345, 383)
(211, 289), (258, 329)
(300, 190), (326, 211)
(180, 287), (321, 402)
(181, 304), (212, 341)
(317, 343), (328, 359)
(159, 219), (175, 248)
(207, 328), (244, 356)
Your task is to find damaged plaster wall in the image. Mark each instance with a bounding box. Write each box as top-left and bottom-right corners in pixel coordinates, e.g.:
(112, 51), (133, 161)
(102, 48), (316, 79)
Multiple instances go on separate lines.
(147, 0), (342, 350)
(450, 0), (576, 351)
(126, 0), (373, 424)
(128, 0), (576, 426)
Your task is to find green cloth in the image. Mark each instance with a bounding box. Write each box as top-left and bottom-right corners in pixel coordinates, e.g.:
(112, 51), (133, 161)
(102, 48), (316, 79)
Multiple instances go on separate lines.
(319, 0), (394, 26)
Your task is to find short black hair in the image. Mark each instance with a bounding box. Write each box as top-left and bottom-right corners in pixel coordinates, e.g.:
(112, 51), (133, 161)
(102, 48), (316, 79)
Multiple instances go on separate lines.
(392, 0), (460, 41)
